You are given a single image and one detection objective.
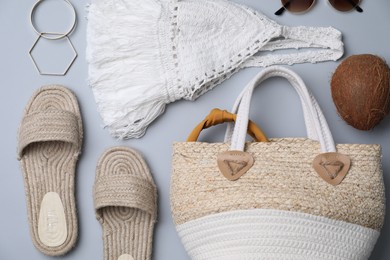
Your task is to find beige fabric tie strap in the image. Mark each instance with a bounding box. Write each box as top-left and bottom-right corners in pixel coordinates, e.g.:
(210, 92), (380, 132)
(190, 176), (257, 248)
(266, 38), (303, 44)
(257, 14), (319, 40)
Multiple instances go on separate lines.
(94, 174), (157, 219)
(18, 110), (81, 160)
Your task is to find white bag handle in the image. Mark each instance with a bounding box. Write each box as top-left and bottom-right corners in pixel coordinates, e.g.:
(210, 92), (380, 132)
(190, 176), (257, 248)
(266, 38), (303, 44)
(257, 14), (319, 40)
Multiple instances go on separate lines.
(225, 66), (336, 153)
(224, 74), (319, 143)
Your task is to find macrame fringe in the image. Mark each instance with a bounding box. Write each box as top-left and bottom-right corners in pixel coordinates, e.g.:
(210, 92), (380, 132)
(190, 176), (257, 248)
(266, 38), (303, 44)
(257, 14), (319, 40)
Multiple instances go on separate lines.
(87, 0), (167, 139)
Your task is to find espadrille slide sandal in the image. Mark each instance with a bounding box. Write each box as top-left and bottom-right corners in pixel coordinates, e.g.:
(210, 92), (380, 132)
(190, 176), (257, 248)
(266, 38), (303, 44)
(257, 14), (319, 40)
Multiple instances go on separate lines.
(94, 147), (157, 260)
(17, 85), (83, 256)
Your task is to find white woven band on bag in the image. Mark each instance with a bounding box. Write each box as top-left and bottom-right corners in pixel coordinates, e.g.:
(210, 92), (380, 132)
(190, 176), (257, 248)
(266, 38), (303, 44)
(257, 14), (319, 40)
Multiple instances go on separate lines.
(224, 66), (336, 153)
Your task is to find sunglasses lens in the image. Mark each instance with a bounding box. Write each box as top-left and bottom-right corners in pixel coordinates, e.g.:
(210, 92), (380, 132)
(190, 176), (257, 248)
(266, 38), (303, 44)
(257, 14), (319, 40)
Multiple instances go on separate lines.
(328, 0), (360, 12)
(281, 0), (315, 13)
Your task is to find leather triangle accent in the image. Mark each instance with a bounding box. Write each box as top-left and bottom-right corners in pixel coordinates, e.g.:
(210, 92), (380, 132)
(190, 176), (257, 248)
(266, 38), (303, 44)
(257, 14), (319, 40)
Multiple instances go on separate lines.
(226, 160), (247, 176)
(322, 161), (344, 179)
(313, 153), (351, 186)
(217, 151), (254, 181)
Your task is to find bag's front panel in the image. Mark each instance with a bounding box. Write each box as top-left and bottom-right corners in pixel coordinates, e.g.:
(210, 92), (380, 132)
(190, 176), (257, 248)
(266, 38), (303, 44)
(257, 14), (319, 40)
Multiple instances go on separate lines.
(171, 138), (384, 231)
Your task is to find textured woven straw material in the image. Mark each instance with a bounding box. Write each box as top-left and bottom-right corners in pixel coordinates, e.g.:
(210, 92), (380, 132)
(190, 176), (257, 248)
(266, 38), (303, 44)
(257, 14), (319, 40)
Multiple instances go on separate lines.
(172, 139), (384, 230)
(94, 147), (157, 260)
(171, 66), (385, 260)
(87, 0), (344, 139)
(17, 85), (83, 256)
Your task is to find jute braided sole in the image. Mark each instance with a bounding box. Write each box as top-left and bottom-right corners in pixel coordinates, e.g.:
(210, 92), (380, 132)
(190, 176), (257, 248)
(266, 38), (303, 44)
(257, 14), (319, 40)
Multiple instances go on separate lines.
(94, 147), (157, 260)
(18, 85), (83, 256)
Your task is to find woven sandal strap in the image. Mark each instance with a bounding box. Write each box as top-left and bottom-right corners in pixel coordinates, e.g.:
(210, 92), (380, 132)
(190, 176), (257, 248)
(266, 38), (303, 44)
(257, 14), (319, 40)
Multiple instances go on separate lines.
(18, 110), (81, 159)
(94, 174), (157, 218)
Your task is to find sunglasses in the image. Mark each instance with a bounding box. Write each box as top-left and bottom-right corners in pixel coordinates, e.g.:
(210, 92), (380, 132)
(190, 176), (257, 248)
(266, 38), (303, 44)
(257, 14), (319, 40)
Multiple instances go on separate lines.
(275, 0), (363, 15)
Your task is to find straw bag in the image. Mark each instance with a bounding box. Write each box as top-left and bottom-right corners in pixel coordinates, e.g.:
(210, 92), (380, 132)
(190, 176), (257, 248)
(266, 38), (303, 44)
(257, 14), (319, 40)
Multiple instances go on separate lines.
(171, 66), (385, 260)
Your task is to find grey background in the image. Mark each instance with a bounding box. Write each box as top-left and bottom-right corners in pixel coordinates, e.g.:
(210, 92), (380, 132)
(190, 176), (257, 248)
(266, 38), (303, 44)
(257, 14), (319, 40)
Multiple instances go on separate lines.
(0, 0), (389, 259)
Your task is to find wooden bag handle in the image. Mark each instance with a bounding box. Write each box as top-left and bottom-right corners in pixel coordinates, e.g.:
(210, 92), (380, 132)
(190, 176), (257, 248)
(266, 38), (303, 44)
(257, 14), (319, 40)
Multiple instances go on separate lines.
(187, 108), (268, 142)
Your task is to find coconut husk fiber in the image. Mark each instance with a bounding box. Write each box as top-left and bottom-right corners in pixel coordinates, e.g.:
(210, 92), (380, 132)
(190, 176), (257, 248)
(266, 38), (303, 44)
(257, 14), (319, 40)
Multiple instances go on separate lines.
(331, 54), (390, 130)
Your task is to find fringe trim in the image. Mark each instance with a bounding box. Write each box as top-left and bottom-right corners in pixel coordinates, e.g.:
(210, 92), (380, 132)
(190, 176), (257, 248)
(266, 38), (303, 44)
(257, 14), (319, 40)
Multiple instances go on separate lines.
(87, 0), (167, 139)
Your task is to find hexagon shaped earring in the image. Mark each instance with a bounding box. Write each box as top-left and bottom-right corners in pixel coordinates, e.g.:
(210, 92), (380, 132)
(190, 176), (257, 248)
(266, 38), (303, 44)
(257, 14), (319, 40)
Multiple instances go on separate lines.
(29, 33), (78, 76)
(29, 0), (77, 76)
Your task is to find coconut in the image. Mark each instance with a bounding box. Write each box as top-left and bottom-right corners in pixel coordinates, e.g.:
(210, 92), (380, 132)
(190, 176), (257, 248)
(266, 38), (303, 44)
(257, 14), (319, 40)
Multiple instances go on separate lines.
(331, 54), (390, 130)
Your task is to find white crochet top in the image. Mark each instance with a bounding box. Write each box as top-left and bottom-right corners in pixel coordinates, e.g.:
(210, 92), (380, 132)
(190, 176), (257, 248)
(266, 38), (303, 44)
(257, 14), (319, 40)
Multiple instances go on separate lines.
(87, 0), (344, 139)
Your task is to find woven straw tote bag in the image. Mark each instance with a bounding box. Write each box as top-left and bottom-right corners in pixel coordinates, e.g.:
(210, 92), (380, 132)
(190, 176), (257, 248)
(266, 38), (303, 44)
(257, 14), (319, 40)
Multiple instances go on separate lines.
(171, 66), (385, 260)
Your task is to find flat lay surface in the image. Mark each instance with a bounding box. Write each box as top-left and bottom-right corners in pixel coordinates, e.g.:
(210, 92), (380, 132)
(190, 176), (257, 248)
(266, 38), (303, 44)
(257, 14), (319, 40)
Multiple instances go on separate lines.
(1, 0), (390, 259)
